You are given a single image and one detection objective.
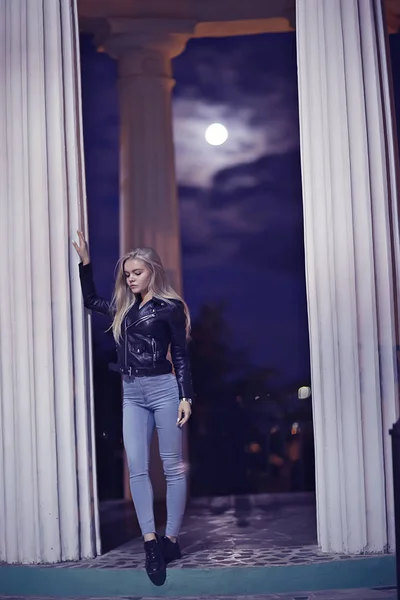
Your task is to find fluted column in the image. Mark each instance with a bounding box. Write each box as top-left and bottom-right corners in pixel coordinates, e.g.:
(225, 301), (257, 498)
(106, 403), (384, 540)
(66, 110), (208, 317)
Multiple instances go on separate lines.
(100, 20), (194, 290)
(0, 0), (100, 563)
(297, 0), (400, 553)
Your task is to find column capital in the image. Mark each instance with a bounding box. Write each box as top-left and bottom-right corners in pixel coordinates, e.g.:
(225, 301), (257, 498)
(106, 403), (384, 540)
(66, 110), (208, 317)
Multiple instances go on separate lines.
(92, 18), (195, 78)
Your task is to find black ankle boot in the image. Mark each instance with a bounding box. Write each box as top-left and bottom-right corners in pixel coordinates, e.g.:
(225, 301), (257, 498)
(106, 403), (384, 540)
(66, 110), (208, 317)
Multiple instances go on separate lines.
(144, 535), (165, 581)
(161, 536), (182, 564)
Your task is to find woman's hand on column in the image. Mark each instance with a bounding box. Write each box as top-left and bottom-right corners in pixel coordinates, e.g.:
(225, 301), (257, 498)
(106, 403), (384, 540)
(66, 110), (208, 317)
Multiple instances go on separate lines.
(72, 231), (90, 265)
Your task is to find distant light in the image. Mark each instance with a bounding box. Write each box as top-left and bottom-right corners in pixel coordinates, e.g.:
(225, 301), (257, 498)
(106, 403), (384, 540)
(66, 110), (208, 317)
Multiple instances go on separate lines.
(248, 442), (262, 454)
(205, 123), (228, 146)
(298, 386), (311, 399)
(291, 422), (300, 435)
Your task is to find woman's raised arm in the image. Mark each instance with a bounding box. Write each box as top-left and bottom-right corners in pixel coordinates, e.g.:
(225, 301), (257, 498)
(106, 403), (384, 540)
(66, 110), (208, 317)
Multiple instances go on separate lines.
(72, 231), (112, 316)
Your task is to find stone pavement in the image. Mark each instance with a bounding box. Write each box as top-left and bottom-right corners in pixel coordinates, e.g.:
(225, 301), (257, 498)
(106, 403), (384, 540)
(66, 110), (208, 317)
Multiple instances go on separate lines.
(42, 493), (384, 570)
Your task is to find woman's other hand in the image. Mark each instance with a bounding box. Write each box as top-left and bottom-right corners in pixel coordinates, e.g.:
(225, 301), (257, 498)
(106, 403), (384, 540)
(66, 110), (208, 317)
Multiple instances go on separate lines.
(72, 231), (90, 265)
(177, 400), (192, 428)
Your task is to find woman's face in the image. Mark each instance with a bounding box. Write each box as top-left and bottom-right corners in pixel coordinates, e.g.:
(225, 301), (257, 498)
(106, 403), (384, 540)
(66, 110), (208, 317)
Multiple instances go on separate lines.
(124, 258), (152, 296)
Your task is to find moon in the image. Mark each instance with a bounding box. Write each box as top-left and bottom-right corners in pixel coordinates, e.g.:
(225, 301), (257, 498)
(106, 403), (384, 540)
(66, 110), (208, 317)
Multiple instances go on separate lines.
(205, 123), (228, 146)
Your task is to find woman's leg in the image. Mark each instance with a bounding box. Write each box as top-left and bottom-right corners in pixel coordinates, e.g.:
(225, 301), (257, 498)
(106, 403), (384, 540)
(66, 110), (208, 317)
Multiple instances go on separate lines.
(143, 374), (187, 538)
(122, 376), (156, 536)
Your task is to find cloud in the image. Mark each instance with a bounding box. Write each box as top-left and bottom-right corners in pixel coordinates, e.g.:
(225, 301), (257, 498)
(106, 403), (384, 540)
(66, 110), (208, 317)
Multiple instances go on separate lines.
(172, 33), (300, 188)
(179, 150), (304, 274)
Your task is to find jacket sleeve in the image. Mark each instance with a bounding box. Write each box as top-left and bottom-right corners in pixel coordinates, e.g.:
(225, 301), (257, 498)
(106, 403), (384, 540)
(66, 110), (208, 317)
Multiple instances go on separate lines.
(78, 262), (112, 316)
(169, 302), (193, 400)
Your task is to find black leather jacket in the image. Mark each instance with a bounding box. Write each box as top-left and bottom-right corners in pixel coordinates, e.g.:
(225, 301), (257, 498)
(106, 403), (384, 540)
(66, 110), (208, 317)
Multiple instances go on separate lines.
(79, 263), (193, 400)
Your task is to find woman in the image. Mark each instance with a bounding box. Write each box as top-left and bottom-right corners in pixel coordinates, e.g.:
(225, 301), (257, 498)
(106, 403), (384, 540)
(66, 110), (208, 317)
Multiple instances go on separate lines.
(73, 231), (193, 580)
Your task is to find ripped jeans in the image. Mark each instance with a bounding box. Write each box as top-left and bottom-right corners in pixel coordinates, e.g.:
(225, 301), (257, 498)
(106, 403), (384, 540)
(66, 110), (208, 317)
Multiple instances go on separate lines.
(122, 373), (187, 537)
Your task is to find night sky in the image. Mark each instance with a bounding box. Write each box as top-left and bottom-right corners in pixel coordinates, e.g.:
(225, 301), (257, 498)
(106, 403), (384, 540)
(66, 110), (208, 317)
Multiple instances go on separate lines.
(173, 34), (309, 390)
(79, 31), (342, 393)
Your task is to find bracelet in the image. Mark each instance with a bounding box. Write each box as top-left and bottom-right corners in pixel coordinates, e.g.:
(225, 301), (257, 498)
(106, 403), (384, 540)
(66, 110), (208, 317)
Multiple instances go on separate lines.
(180, 398), (192, 406)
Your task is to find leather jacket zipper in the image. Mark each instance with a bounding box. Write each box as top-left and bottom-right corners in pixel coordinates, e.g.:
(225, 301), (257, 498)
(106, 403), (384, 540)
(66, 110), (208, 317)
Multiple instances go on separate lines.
(125, 313), (156, 373)
(126, 313), (156, 330)
(151, 338), (156, 367)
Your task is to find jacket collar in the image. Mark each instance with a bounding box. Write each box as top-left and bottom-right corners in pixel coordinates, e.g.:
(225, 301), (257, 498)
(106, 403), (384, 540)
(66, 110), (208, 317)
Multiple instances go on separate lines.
(126, 295), (165, 315)
(133, 296), (166, 307)
(152, 296), (166, 306)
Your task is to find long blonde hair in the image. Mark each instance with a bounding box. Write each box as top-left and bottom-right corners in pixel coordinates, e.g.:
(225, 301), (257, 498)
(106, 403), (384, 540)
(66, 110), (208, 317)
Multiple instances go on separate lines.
(110, 247), (191, 343)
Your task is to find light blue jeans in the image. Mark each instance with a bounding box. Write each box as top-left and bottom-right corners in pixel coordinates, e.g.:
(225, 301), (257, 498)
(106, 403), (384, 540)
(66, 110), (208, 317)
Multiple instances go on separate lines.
(122, 373), (187, 537)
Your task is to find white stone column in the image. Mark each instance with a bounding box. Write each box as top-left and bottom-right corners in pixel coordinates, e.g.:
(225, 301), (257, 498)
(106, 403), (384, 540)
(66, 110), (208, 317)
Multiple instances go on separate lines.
(99, 19), (194, 290)
(97, 20), (193, 501)
(297, 0), (400, 553)
(0, 0), (100, 563)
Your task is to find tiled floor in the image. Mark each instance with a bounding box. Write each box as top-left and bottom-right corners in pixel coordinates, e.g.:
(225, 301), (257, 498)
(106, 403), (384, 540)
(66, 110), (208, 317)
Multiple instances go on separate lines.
(29, 493), (386, 570)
